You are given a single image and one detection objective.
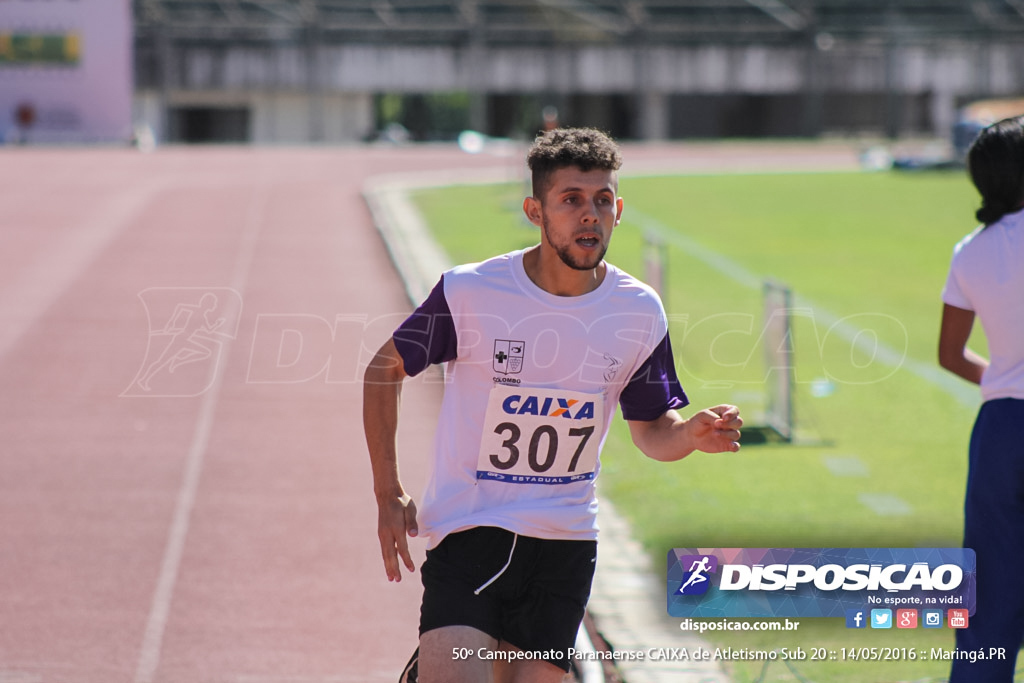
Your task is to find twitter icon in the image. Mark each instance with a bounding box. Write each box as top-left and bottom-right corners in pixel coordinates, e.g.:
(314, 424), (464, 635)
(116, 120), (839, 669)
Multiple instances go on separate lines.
(871, 609), (893, 629)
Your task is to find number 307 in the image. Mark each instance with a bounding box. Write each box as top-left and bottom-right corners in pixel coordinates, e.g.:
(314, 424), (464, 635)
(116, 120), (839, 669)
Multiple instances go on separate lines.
(490, 423), (595, 473)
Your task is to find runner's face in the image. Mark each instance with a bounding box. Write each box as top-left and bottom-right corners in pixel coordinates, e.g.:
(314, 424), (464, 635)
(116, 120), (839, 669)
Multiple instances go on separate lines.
(528, 166), (622, 271)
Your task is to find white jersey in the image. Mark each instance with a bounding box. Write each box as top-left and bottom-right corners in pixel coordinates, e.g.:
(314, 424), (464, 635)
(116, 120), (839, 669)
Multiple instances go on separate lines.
(393, 249), (687, 548)
(942, 209), (1024, 402)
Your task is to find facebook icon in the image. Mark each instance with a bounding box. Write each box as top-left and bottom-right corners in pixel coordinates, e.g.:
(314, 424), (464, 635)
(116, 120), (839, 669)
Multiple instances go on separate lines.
(846, 609), (867, 629)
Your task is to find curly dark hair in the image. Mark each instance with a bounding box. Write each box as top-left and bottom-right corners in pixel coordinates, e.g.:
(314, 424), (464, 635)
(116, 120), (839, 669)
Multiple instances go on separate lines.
(967, 115), (1024, 226)
(526, 127), (623, 199)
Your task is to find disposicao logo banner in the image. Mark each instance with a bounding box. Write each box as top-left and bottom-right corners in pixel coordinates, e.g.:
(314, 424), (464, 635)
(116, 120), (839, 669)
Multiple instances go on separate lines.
(667, 548), (976, 618)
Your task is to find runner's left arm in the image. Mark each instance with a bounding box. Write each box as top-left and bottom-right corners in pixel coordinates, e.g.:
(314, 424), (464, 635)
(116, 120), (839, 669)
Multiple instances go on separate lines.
(617, 331), (739, 461)
(627, 405), (742, 462)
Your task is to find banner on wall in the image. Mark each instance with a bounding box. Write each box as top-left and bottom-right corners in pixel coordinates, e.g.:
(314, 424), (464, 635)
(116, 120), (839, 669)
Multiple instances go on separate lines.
(0, 0), (133, 143)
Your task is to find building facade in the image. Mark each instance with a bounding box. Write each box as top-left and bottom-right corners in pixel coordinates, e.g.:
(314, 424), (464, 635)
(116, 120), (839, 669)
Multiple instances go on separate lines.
(133, 0), (1024, 143)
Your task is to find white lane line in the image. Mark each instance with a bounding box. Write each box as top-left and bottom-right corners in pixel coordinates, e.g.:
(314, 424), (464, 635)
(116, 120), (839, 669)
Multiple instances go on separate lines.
(822, 455), (870, 478)
(133, 182), (266, 683)
(858, 493), (914, 517)
(0, 670), (44, 683)
(0, 180), (166, 363)
(629, 208), (979, 408)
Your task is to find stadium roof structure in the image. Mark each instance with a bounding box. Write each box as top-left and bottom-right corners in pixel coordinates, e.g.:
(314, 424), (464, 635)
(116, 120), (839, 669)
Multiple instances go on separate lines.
(134, 0), (1024, 47)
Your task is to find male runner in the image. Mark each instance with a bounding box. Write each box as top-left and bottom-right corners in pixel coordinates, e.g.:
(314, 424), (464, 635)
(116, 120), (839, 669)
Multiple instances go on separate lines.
(364, 127), (742, 683)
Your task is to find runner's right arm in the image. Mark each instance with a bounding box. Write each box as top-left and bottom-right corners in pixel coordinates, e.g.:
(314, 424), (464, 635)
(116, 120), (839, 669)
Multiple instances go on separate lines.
(363, 337), (419, 582)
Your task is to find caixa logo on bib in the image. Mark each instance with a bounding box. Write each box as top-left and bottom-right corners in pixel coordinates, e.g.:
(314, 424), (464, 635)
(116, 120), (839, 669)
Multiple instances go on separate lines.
(501, 394), (596, 420)
(667, 548), (976, 619)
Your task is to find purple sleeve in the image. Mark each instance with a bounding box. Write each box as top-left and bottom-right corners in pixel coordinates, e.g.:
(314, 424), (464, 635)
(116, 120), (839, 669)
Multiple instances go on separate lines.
(619, 332), (689, 421)
(392, 276), (458, 377)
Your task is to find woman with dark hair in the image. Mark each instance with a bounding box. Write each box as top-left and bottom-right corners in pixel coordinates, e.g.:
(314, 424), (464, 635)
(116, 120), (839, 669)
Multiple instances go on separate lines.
(939, 115), (1024, 682)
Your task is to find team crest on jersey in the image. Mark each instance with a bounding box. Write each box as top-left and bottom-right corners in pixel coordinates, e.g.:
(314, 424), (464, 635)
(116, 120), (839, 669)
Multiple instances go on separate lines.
(493, 339), (525, 375)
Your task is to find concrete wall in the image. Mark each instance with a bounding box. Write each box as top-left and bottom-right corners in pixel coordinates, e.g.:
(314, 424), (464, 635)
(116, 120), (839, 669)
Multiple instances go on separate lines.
(150, 41), (1024, 95)
(135, 89), (374, 144)
(135, 39), (1024, 142)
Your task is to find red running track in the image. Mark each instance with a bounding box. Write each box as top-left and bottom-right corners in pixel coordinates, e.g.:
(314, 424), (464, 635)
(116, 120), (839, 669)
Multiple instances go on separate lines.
(0, 145), (517, 683)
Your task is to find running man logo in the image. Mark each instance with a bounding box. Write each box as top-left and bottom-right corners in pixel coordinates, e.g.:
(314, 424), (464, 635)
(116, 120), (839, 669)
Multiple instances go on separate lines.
(122, 288), (242, 397)
(676, 555), (719, 596)
(493, 339), (525, 375)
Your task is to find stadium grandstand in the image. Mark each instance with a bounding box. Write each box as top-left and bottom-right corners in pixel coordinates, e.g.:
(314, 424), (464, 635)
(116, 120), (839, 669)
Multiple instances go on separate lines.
(131, 0), (1024, 143)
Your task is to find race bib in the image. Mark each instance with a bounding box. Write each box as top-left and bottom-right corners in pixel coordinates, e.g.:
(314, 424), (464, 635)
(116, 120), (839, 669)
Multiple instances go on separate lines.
(476, 385), (605, 485)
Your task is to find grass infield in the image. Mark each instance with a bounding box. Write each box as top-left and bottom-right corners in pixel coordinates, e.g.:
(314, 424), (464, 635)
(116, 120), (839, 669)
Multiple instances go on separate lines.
(411, 169), (1020, 682)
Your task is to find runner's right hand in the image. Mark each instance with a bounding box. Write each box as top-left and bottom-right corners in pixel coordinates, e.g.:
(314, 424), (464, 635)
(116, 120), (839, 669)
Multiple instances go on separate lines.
(377, 493), (418, 582)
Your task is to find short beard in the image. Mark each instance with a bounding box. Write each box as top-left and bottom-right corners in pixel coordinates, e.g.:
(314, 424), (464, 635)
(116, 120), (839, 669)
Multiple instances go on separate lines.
(543, 217), (607, 271)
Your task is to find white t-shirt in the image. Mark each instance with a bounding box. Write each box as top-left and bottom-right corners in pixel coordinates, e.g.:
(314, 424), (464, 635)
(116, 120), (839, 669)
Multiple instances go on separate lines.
(942, 208), (1024, 402)
(393, 250), (688, 548)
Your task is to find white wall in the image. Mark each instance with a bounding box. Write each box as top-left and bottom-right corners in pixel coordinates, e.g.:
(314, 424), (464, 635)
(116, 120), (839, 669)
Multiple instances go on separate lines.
(133, 89), (374, 144)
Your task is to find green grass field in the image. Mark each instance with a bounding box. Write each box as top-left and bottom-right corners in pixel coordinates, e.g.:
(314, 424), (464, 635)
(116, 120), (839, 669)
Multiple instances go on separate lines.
(411, 168), (1017, 682)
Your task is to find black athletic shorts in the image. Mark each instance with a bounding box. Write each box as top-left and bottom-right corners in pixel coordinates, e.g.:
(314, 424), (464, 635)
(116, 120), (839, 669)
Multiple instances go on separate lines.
(419, 526), (597, 672)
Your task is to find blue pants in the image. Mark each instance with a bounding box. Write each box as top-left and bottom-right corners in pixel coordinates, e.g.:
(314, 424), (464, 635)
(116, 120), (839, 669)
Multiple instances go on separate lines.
(951, 398), (1024, 682)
